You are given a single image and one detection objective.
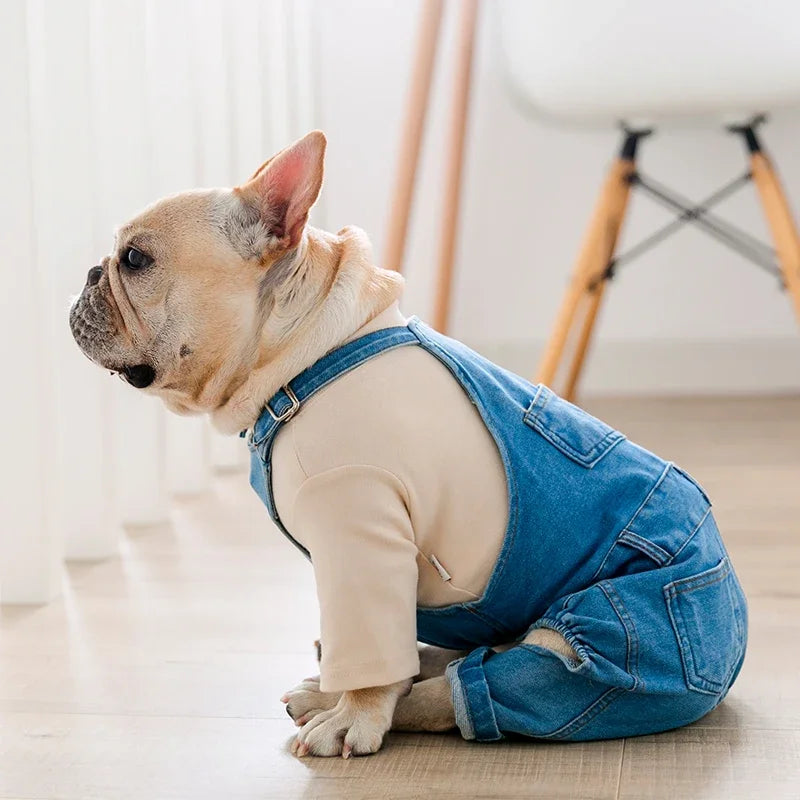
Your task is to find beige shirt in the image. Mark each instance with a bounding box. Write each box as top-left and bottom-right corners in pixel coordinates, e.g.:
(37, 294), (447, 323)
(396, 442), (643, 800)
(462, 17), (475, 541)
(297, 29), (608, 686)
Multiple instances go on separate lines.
(272, 305), (508, 692)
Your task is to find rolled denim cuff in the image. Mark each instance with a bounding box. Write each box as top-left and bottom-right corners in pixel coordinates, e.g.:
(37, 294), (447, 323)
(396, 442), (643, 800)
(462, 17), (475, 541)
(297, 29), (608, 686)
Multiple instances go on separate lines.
(445, 647), (503, 742)
(445, 658), (474, 740)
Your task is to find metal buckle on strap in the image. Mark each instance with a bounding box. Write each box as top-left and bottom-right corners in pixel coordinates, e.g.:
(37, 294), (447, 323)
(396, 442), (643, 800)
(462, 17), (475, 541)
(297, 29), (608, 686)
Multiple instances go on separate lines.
(267, 385), (301, 423)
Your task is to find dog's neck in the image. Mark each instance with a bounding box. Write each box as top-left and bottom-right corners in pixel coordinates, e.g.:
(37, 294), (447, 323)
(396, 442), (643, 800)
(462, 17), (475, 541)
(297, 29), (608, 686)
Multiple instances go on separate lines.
(210, 225), (403, 434)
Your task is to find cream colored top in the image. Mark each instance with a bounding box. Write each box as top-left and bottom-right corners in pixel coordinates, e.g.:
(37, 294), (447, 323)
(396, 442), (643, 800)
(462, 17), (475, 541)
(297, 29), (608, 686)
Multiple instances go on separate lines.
(272, 304), (508, 692)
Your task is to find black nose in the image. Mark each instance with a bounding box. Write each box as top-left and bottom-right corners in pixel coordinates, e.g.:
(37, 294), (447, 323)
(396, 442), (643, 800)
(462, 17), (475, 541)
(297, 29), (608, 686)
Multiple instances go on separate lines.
(121, 364), (156, 389)
(86, 266), (103, 287)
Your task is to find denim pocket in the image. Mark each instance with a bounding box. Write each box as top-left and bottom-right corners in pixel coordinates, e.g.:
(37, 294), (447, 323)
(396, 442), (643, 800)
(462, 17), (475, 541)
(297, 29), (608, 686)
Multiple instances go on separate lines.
(523, 385), (625, 468)
(665, 558), (745, 695)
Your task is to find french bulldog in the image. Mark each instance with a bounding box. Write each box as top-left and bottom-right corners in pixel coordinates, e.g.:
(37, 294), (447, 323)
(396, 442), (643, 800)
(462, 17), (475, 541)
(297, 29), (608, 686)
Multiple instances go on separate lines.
(71, 131), (558, 757)
(73, 131), (736, 760)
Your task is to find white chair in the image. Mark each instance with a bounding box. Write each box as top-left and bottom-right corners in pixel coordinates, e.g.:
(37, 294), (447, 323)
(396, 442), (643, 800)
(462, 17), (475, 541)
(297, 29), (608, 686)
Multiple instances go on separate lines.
(385, 0), (800, 400)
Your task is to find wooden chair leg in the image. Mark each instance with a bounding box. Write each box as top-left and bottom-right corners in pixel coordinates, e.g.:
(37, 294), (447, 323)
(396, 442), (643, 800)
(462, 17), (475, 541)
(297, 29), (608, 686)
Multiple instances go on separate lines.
(560, 152), (636, 402)
(431, 0), (479, 333)
(563, 280), (608, 402)
(536, 154), (635, 389)
(749, 151), (800, 323)
(382, 0), (444, 275)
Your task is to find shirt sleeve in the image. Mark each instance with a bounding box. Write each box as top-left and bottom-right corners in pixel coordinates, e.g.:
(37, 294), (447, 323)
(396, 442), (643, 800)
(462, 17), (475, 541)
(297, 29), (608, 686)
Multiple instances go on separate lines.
(290, 463), (421, 692)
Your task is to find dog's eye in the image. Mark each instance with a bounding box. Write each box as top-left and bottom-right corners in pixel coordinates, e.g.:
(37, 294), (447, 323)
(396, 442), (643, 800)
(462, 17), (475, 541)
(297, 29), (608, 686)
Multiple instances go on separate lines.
(122, 247), (152, 270)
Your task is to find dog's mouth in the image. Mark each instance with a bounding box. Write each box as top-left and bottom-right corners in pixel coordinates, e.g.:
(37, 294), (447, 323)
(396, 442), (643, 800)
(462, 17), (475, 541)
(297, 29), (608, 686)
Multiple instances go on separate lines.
(70, 293), (157, 389)
(119, 364), (156, 389)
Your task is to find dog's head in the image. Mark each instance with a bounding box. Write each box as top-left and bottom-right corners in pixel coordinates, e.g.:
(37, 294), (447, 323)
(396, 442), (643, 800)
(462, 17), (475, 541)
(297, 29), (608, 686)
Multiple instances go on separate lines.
(70, 131), (326, 414)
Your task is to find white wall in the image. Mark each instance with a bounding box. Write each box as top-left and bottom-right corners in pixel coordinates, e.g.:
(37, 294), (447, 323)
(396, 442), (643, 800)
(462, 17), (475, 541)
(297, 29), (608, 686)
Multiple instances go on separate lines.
(315, 0), (800, 393)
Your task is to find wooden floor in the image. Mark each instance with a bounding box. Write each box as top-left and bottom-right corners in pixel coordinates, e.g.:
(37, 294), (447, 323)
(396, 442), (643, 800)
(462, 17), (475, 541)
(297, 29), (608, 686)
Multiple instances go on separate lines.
(1, 396), (799, 799)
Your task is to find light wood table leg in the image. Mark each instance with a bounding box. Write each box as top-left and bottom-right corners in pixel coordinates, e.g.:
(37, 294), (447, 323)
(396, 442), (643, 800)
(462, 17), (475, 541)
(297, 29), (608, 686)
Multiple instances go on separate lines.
(382, 0), (444, 274)
(536, 155), (636, 390)
(431, 0), (479, 333)
(750, 151), (800, 324)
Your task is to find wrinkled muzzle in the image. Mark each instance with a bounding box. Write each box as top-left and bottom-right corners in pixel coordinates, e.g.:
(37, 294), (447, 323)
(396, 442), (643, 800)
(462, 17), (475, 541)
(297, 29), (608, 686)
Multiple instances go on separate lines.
(69, 269), (155, 389)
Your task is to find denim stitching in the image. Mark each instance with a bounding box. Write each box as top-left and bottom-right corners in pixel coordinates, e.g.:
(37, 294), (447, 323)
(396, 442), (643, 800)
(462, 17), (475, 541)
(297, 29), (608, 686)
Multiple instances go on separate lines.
(519, 605), (631, 740)
(545, 687), (626, 740)
(445, 659), (475, 740)
(530, 383), (545, 410)
(599, 581), (642, 691)
(588, 539), (620, 585)
(672, 464), (713, 505)
(526, 421), (625, 467)
(522, 386), (625, 466)
(590, 473), (711, 584)
(586, 465), (671, 584)
(664, 558), (738, 694)
(618, 462), (672, 536)
(724, 571), (745, 642)
(670, 506), (712, 563)
(457, 649), (502, 741)
(618, 530), (672, 565)
(665, 591), (725, 695)
(664, 558), (730, 596)
(522, 384), (547, 425)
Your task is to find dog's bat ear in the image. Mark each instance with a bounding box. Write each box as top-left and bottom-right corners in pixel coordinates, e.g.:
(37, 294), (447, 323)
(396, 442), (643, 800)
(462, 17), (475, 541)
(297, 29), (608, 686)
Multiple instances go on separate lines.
(237, 131), (326, 250)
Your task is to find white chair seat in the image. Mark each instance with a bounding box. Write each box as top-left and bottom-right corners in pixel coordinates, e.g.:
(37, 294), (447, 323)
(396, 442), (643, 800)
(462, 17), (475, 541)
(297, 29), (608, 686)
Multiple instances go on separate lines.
(500, 0), (800, 124)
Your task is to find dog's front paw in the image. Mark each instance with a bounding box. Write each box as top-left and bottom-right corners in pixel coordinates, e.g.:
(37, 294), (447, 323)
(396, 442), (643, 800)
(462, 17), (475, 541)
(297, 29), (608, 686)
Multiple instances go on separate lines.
(281, 677), (340, 726)
(291, 696), (390, 759)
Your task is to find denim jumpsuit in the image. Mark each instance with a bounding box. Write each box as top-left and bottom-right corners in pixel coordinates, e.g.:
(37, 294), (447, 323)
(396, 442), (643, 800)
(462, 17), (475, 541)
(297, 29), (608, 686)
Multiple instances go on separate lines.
(247, 318), (748, 742)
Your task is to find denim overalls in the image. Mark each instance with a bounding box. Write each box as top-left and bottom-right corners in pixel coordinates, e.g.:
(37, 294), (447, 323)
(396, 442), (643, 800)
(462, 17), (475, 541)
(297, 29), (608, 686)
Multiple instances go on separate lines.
(247, 318), (748, 742)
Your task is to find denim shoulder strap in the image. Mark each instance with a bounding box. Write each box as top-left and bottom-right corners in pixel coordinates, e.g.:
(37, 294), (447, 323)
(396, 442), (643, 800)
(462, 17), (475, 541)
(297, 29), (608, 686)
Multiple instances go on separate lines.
(248, 324), (419, 454)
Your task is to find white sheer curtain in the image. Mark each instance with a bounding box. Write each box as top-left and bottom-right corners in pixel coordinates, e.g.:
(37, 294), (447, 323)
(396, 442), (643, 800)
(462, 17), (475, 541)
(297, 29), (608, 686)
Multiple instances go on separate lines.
(0, 0), (316, 604)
